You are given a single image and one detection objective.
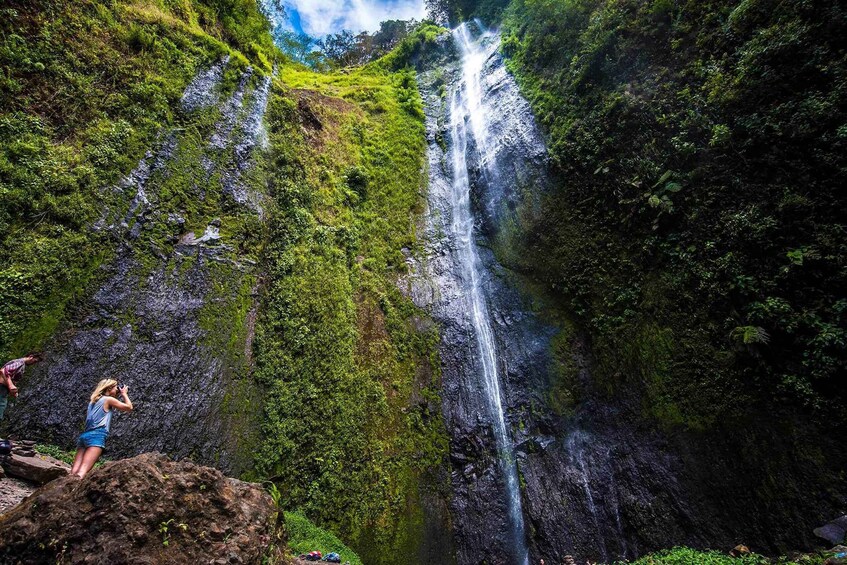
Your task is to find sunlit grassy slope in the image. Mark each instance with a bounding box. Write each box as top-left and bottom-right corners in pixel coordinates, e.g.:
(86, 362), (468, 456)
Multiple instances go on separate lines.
(251, 31), (452, 565)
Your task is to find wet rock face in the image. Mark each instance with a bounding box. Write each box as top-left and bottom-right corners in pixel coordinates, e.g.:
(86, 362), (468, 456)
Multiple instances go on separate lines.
(410, 30), (557, 564)
(6, 60), (271, 474)
(411, 28), (842, 565)
(0, 453), (282, 564)
(462, 40), (548, 242)
(411, 34), (669, 561)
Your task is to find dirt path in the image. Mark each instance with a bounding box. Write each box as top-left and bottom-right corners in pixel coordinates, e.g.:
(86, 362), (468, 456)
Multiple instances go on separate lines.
(0, 476), (37, 514)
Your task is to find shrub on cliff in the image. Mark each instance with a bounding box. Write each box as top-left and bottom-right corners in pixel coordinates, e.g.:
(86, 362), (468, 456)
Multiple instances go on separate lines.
(500, 0), (847, 431)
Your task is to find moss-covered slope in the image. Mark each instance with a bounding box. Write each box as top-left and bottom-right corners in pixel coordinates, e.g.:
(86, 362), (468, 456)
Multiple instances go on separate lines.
(0, 0), (274, 357)
(253, 56), (453, 564)
(500, 0), (846, 432)
(2, 3), (450, 561)
(491, 0), (846, 554)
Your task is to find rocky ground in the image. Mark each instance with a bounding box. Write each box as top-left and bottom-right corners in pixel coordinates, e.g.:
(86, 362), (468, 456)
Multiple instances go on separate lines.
(0, 476), (35, 514)
(0, 439), (70, 515)
(0, 443), (841, 565)
(0, 452), (284, 564)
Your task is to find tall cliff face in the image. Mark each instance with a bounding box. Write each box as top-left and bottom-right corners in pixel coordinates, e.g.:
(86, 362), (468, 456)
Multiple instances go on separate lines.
(9, 58), (271, 473)
(1, 4), (453, 563)
(1, 1), (277, 474)
(495, 0), (847, 559)
(409, 27), (554, 564)
(250, 58), (454, 565)
(412, 17), (846, 564)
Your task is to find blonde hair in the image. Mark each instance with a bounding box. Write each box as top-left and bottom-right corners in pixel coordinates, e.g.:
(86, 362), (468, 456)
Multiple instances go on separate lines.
(90, 379), (118, 403)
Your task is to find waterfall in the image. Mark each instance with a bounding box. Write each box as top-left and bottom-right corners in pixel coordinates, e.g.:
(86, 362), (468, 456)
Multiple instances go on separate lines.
(448, 23), (530, 565)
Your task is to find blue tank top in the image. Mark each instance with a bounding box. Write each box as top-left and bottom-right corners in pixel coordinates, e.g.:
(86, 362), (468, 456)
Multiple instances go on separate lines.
(84, 397), (113, 432)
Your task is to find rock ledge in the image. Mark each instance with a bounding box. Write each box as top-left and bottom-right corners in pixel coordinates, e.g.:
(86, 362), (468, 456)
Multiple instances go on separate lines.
(0, 452), (283, 564)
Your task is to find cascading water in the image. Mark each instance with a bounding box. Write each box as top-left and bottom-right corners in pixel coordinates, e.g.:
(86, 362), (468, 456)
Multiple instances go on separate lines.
(448, 23), (529, 565)
(413, 18), (693, 564)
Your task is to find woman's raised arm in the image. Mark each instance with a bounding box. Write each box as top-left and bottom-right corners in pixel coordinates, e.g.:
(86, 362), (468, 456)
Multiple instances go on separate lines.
(106, 385), (133, 412)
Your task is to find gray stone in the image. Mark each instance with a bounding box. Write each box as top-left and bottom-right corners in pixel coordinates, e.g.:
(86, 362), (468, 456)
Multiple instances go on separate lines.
(181, 56), (229, 112)
(407, 22), (847, 564)
(2, 454), (68, 485)
(815, 516), (847, 545)
(4, 62), (272, 477)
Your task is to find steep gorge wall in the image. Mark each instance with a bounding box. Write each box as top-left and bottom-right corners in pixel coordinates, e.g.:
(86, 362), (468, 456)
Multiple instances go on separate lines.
(9, 58), (271, 473)
(1, 4), (453, 563)
(250, 57), (454, 565)
(1, 0), (275, 474)
(438, 0), (847, 561)
(413, 11), (847, 562)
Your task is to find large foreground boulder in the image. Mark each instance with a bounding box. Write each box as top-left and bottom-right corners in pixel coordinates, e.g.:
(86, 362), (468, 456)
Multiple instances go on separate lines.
(0, 453), (283, 564)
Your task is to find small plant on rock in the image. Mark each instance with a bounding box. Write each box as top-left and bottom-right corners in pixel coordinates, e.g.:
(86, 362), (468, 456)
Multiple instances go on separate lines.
(159, 518), (187, 547)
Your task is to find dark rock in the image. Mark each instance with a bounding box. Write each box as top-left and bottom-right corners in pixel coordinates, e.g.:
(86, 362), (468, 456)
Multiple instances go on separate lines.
(409, 22), (847, 565)
(181, 57), (229, 112)
(5, 62), (271, 476)
(2, 453), (68, 485)
(167, 213), (185, 226)
(0, 453), (283, 564)
(816, 516), (847, 545)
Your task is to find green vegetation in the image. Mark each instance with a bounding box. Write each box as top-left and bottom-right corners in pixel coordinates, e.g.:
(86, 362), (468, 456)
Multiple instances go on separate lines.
(620, 547), (766, 565)
(35, 442), (77, 465)
(497, 0), (847, 432)
(284, 511), (363, 565)
(617, 546), (832, 565)
(251, 48), (449, 564)
(371, 22), (447, 73)
(0, 0), (275, 362)
(425, 0), (510, 25)
(3, 2), (446, 559)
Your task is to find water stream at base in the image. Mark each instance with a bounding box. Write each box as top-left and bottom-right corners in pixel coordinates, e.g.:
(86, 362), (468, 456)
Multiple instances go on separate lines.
(448, 23), (530, 565)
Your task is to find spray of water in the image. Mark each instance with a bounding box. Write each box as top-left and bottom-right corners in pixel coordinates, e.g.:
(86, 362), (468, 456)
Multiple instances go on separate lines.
(448, 22), (530, 565)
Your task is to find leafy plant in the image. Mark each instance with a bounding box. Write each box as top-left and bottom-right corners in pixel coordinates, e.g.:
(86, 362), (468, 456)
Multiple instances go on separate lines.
(730, 325), (770, 345)
(159, 518), (187, 547)
(283, 511), (363, 565)
(616, 546), (769, 564)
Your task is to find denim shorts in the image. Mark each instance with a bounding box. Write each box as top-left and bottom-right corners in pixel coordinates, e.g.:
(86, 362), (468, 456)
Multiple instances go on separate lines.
(77, 427), (109, 449)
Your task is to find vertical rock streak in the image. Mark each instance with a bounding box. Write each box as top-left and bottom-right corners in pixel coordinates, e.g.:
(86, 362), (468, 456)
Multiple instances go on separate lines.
(8, 61), (271, 474)
(449, 24), (529, 565)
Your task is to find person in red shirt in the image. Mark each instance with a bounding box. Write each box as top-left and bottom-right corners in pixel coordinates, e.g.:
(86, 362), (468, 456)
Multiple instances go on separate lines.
(0, 352), (42, 421)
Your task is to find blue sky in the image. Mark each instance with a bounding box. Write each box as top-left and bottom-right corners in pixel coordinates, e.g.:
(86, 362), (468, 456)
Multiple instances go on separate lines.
(274, 0), (427, 37)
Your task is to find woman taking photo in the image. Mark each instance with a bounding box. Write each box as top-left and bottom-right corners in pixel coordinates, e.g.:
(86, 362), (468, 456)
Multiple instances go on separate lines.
(71, 379), (133, 479)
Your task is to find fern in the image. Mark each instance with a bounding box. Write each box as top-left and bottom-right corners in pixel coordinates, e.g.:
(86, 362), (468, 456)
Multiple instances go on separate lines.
(730, 325), (770, 345)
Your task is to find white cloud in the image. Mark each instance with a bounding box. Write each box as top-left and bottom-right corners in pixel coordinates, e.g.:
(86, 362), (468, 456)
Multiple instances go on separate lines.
(285, 0), (426, 37)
